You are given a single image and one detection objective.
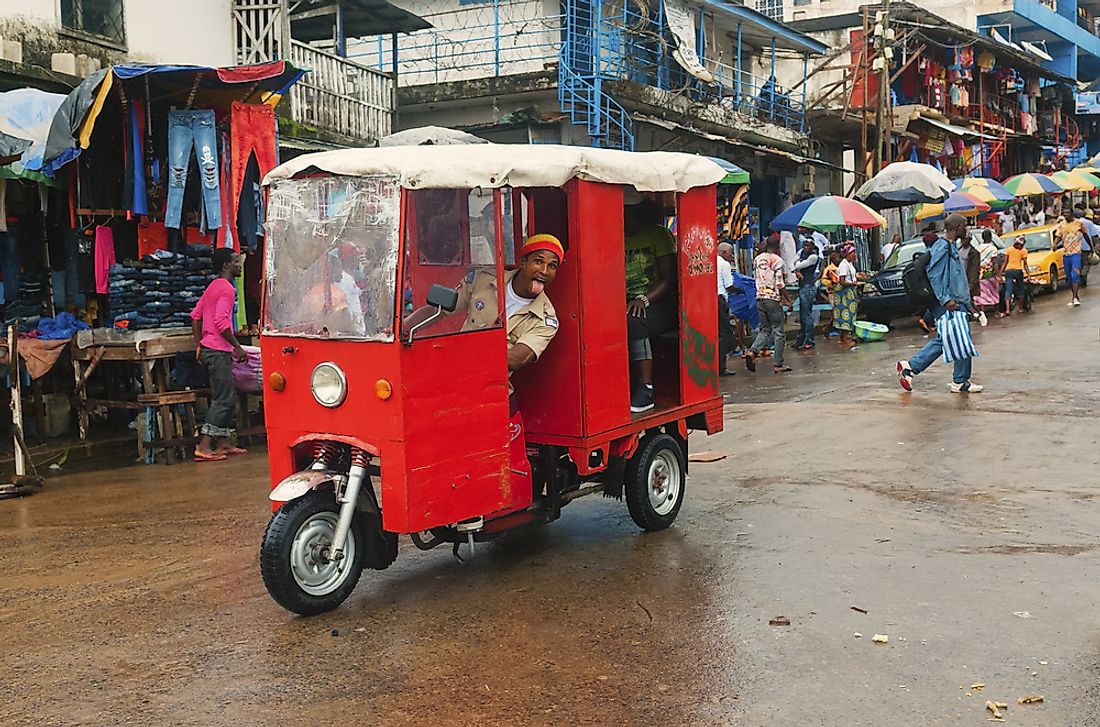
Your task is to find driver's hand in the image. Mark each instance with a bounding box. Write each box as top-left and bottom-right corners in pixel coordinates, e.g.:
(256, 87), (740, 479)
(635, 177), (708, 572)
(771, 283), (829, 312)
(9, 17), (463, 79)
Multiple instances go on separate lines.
(627, 299), (647, 318)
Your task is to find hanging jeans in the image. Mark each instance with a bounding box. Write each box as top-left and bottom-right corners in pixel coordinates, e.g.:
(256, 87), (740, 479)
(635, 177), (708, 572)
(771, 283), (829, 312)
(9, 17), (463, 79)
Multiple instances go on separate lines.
(166, 110), (221, 231)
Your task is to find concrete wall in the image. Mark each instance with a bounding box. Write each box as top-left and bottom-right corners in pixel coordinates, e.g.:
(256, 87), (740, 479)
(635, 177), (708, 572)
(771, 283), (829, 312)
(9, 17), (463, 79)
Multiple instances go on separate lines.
(0, 0), (233, 70)
(353, 0), (561, 85)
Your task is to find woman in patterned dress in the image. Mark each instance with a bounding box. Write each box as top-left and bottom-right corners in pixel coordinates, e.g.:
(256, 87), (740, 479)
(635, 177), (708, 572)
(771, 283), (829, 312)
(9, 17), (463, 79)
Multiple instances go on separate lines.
(832, 242), (863, 349)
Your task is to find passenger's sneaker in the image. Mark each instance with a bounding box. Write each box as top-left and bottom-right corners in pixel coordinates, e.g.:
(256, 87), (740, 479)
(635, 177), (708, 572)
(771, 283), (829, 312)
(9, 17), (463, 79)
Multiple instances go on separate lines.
(896, 360), (914, 392)
(949, 381), (984, 394)
(630, 387), (655, 413)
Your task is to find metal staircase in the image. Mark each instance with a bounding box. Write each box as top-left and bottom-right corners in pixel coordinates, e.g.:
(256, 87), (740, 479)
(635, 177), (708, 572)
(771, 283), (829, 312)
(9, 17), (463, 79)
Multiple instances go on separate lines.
(559, 0), (635, 150)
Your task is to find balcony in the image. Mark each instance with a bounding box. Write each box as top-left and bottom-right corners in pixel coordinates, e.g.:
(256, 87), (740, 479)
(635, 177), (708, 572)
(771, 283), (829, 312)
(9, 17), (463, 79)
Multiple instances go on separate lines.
(354, 0), (812, 136)
(287, 40), (395, 145)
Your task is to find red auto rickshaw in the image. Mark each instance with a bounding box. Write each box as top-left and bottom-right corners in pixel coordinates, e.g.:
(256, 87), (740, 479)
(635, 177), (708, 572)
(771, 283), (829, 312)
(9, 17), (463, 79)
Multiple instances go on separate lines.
(258, 145), (727, 614)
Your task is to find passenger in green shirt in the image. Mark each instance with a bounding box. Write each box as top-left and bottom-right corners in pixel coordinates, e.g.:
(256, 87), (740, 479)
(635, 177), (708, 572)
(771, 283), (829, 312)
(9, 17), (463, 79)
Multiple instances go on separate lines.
(625, 199), (678, 413)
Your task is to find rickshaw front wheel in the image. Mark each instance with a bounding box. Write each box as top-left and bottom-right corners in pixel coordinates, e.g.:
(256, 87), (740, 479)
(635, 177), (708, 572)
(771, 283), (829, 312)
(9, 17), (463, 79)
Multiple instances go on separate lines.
(625, 433), (686, 532)
(261, 490), (366, 616)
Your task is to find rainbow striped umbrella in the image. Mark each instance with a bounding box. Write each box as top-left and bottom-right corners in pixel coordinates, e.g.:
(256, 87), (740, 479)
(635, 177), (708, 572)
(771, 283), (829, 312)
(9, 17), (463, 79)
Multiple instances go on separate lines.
(914, 191), (991, 221)
(953, 178), (1015, 209)
(1050, 170), (1100, 191)
(1003, 173), (1065, 196)
(769, 195), (887, 232)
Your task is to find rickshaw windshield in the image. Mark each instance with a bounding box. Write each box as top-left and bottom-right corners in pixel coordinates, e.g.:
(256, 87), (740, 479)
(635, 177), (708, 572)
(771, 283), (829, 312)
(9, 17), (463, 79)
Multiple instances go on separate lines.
(264, 176), (400, 340)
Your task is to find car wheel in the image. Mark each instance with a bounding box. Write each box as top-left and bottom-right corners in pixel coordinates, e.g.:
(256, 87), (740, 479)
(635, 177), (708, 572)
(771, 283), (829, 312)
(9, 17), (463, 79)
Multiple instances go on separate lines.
(1049, 265), (1059, 294)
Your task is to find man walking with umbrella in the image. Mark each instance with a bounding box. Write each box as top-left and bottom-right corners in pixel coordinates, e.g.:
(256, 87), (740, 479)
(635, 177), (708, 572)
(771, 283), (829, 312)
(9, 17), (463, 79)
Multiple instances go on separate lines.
(897, 214), (983, 393)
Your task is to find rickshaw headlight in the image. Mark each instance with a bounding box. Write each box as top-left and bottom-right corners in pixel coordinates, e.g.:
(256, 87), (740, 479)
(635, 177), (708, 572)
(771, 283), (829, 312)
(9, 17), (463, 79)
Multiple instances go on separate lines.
(310, 363), (347, 408)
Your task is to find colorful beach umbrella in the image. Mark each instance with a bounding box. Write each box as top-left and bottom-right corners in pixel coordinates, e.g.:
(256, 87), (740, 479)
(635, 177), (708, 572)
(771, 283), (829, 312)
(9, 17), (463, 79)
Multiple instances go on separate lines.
(1050, 170), (1100, 191)
(1003, 173), (1065, 196)
(953, 177), (1015, 208)
(769, 195), (887, 232)
(914, 191), (991, 221)
(1073, 165), (1100, 175)
(854, 161), (954, 209)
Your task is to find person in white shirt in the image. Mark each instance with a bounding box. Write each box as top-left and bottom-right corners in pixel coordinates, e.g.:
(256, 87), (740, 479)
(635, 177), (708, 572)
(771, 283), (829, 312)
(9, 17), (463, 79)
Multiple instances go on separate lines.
(812, 230), (829, 257)
(792, 236), (821, 349)
(716, 242), (737, 376)
(1033, 208), (1046, 226)
(881, 233), (902, 264)
(999, 209), (1016, 234)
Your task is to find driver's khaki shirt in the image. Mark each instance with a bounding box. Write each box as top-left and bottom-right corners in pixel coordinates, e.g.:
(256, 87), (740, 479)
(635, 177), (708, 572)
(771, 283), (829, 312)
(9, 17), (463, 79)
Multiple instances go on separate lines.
(455, 268), (559, 360)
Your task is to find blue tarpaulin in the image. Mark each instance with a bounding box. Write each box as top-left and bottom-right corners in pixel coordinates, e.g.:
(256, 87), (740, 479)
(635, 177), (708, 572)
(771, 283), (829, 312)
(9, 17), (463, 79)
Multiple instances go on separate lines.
(727, 271), (759, 328)
(0, 88), (68, 185)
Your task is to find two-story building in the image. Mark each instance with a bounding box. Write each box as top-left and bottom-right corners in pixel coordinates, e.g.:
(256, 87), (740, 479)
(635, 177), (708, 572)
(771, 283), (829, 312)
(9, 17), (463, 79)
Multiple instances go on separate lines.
(354, 0), (830, 226)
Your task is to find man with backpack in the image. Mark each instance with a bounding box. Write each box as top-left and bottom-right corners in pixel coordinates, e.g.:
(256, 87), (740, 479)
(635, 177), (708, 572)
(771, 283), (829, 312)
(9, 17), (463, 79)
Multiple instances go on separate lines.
(897, 214), (983, 394)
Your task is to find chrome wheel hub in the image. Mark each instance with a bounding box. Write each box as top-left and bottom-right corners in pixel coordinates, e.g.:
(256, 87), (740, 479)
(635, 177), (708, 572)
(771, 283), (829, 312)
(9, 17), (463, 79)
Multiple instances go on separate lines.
(290, 511), (355, 596)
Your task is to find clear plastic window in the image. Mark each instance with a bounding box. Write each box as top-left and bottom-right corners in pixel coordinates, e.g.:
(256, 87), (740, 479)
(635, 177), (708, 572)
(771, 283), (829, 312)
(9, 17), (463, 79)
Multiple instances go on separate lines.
(264, 176), (399, 340)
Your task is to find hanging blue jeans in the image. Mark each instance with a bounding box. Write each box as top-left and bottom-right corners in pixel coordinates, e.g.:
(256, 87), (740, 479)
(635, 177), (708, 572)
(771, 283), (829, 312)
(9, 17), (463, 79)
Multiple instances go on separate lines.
(165, 110), (221, 231)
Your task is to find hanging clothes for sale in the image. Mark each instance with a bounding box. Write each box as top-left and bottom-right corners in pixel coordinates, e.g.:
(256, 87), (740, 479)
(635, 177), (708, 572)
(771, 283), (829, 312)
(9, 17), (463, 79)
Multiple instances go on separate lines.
(165, 109), (221, 231)
(94, 224), (116, 294)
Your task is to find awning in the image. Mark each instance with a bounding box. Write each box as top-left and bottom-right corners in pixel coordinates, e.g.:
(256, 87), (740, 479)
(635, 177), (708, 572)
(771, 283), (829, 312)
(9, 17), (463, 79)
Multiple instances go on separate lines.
(918, 115), (999, 141)
(633, 114), (854, 174)
(704, 156), (750, 185)
(42, 62), (305, 176)
(289, 0), (431, 41)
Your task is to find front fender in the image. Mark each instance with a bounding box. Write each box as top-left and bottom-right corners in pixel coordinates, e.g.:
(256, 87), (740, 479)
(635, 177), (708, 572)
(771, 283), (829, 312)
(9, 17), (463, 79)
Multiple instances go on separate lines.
(269, 470), (337, 503)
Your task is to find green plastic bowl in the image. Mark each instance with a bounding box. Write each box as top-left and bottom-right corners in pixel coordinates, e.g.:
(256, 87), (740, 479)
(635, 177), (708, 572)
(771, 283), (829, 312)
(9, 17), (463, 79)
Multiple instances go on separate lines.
(854, 320), (889, 341)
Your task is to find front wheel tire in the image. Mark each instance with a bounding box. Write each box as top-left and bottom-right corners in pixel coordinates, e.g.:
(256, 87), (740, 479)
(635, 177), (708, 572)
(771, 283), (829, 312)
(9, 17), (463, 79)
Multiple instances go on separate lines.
(1049, 266), (1059, 294)
(260, 490), (365, 616)
(625, 433), (686, 531)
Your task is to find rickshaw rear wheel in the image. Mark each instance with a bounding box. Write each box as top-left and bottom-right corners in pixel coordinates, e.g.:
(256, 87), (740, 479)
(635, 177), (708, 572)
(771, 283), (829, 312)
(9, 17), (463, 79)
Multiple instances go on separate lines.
(625, 433), (686, 532)
(260, 490), (366, 616)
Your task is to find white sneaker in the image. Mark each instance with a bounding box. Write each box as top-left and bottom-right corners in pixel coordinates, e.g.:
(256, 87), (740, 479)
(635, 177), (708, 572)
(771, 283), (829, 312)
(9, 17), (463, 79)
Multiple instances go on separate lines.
(978, 311), (988, 327)
(950, 381), (984, 394)
(1073, 298), (1082, 306)
(1069, 300), (1077, 306)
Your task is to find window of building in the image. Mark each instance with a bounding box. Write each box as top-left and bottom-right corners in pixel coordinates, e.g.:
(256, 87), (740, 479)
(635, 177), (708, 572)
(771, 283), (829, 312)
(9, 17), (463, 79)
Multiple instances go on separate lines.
(793, 0), (812, 6)
(755, 0), (785, 21)
(60, 0), (126, 47)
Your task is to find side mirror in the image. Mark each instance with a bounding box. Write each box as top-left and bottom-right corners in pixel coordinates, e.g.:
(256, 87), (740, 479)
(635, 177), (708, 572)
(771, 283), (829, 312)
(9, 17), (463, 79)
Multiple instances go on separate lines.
(426, 284), (459, 313)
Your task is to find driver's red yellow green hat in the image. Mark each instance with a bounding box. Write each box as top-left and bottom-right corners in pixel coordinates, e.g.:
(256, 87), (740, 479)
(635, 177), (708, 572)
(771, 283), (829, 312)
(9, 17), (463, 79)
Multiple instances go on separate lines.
(521, 233), (564, 263)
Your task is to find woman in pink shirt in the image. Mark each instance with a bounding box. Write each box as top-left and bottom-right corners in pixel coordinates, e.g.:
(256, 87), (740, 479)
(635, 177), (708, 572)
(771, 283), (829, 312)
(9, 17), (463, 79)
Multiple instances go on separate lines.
(190, 248), (248, 461)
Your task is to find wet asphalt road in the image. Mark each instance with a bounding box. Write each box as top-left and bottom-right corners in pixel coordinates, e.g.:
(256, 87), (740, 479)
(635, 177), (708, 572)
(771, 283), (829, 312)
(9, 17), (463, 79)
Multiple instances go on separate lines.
(2, 291), (1099, 726)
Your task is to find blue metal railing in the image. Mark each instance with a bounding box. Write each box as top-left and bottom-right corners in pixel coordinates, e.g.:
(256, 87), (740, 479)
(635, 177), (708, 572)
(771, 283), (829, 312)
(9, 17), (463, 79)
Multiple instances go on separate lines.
(353, 0), (808, 142)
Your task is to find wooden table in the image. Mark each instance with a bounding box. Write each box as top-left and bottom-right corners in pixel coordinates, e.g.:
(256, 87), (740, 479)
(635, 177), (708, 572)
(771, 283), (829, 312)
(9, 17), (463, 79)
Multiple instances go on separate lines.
(71, 333), (197, 464)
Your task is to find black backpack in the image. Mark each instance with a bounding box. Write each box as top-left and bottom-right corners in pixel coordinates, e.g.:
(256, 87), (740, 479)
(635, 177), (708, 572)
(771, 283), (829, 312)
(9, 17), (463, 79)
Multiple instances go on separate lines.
(902, 250), (936, 307)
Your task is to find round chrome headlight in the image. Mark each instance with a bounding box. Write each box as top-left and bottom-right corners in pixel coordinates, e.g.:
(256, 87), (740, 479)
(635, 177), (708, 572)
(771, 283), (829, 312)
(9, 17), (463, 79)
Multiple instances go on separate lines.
(310, 362), (347, 408)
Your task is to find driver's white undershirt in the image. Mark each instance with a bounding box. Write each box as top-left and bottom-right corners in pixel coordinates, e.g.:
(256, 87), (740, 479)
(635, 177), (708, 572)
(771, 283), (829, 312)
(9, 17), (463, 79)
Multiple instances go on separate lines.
(505, 279), (535, 319)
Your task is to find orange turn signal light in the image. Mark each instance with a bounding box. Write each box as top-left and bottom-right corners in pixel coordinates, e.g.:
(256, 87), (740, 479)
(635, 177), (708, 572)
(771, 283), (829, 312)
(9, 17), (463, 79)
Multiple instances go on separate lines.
(375, 378), (393, 400)
(269, 371), (287, 392)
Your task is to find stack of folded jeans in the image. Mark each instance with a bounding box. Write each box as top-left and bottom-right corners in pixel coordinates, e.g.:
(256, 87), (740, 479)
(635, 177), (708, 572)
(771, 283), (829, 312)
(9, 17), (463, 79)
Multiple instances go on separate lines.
(108, 245), (215, 330)
(4, 272), (47, 329)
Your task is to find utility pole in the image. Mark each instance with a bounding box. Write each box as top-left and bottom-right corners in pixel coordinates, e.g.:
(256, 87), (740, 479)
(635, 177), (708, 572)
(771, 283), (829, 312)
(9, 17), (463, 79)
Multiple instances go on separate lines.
(869, 0), (893, 264)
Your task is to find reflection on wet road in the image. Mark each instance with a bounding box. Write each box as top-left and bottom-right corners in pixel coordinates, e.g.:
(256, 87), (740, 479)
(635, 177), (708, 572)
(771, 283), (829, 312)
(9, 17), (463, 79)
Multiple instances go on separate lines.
(1, 293), (1098, 725)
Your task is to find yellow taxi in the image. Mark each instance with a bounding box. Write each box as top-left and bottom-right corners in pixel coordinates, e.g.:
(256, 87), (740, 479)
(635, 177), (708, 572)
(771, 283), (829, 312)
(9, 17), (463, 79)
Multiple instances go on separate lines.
(1012, 224), (1068, 293)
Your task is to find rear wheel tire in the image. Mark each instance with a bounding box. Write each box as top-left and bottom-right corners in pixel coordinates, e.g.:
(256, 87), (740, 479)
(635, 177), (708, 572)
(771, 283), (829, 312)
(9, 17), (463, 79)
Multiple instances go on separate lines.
(625, 433), (686, 531)
(260, 490), (365, 616)
(1049, 266), (1059, 294)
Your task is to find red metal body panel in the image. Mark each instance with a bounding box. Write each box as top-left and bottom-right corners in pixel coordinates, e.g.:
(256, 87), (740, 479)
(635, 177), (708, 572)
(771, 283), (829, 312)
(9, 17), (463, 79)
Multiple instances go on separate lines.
(676, 186), (720, 405)
(398, 328), (512, 531)
(516, 180), (630, 439)
(261, 338), (403, 489)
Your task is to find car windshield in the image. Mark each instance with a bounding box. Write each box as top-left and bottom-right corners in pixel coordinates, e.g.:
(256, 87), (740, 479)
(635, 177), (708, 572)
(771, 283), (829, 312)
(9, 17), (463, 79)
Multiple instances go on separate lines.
(263, 176), (400, 340)
(884, 242), (927, 269)
(1019, 229), (1052, 253)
